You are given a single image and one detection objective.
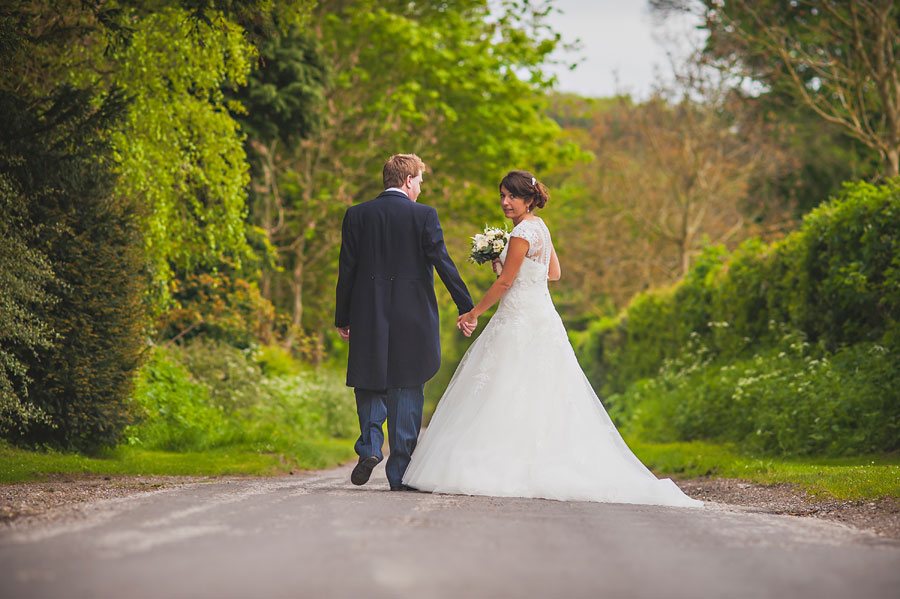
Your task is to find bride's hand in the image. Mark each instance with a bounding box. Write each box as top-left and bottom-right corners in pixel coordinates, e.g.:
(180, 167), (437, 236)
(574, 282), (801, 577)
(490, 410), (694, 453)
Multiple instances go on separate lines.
(457, 311), (478, 337)
(491, 259), (502, 277)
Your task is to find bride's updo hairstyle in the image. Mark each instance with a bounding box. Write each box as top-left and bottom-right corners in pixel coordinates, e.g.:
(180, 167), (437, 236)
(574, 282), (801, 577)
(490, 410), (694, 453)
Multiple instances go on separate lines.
(499, 170), (549, 212)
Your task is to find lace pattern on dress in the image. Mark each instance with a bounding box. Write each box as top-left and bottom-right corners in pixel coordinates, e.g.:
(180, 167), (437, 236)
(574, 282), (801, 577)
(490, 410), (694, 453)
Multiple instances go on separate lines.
(467, 218), (557, 396)
(510, 218), (552, 269)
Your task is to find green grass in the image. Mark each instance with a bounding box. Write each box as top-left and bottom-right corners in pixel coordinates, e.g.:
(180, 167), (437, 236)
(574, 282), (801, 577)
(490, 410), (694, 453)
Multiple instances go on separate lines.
(5, 436), (897, 502)
(628, 438), (900, 500)
(0, 439), (357, 484)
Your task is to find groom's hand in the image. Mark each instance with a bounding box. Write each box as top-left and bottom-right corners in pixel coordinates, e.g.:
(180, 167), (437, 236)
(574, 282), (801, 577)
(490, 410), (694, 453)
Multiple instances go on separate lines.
(337, 326), (350, 341)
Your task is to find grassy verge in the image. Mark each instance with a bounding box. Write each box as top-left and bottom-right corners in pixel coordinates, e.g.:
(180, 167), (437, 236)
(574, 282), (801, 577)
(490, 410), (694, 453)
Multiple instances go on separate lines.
(0, 439), (357, 484)
(4, 436), (896, 501)
(1, 344), (364, 485)
(629, 438), (900, 500)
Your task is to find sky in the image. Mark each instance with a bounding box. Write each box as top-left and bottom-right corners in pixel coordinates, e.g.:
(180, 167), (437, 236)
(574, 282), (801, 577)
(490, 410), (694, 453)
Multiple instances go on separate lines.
(539, 0), (706, 99)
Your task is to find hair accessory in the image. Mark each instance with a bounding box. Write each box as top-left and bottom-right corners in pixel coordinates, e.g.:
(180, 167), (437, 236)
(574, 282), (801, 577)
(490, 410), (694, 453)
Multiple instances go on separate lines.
(531, 177), (536, 186)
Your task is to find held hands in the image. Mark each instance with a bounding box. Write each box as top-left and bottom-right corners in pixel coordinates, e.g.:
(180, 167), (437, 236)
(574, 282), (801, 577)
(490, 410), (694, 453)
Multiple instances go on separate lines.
(337, 326), (350, 341)
(456, 311), (478, 337)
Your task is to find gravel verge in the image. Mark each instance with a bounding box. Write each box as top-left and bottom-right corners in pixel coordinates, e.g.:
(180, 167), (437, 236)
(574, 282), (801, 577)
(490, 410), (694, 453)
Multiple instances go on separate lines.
(678, 477), (900, 539)
(0, 475), (214, 528)
(1, 474), (897, 539)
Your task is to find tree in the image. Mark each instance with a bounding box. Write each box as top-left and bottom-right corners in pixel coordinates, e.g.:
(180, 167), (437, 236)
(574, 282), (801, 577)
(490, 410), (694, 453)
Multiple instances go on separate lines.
(7, 1), (315, 313)
(654, 0), (900, 177)
(614, 95), (787, 278)
(247, 0), (578, 356)
(544, 84), (791, 316)
(227, 26), (329, 344)
(0, 82), (146, 450)
(100, 8), (258, 304)
(0, 0), (315, 447)
(0, 162), (55, 436)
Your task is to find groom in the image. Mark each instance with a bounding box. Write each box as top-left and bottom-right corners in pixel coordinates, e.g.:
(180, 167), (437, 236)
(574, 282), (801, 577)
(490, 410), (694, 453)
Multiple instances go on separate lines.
(335, 154), (474, 491)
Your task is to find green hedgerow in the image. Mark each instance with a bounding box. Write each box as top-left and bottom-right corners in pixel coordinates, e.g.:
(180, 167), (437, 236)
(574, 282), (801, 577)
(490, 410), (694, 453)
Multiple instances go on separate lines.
(578, 179), (900, 458)
(580, 179), (900, 399)
(127, 341), (357, 453)
(1, 85), (145, 452)
(610, 325), (900, 457)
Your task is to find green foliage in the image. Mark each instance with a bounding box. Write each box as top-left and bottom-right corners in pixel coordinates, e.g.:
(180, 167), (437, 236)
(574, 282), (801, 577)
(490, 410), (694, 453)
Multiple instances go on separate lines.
(0, 167), (55, 434)
(580, 179), (900, 398)
(127, 350), (220, 452)
(160, 265), (277, 348)
(656, 0), (900, 176)
(7, 2), (314, 313)
(229, 26), (328, 145)
(578, 179), (900, 457)
(128, 342), (357, 453)
(249, 0), (583, 350)
(0, 83), (145, 451)
(255, 344), (302, 377)
(613, 331), (899, 457)
(798, 181), (900, 347)
(103, 8), (257, 293)
(164, 0), (315, 46)
(749, 102), (880, 215)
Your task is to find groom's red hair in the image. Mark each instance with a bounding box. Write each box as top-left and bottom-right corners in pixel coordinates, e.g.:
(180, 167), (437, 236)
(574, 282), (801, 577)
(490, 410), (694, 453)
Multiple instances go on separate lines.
(383, 154), (426, 188)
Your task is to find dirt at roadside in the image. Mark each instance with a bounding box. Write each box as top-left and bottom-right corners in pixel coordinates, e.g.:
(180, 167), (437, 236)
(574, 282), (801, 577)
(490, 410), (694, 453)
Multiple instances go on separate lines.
(0, 475), (214, 525)
(1, 473), (898, 539)
(678, 477), (900, 539)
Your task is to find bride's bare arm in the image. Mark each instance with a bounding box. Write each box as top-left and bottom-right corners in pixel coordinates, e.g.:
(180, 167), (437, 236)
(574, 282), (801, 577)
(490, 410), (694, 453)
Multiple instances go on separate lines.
(548, 244), (560, 281)
(459, 237), (529, 325)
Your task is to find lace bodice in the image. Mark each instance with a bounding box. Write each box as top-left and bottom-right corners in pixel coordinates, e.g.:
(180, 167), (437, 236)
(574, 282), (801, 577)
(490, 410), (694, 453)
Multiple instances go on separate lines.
(511, 218), (551, 266)
(500, 217), (552, 286)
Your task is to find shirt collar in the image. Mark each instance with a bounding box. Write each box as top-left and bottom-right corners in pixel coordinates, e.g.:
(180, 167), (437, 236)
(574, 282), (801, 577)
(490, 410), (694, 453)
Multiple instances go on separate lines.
(385, 187), (408, 198)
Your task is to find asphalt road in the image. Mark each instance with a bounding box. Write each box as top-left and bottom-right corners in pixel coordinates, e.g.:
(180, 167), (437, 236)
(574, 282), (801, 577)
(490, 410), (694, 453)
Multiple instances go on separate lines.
(1, 462), (899, 599)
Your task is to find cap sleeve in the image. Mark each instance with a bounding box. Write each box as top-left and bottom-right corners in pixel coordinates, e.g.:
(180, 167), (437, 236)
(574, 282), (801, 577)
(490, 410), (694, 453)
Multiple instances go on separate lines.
(510, 220), (542, 256)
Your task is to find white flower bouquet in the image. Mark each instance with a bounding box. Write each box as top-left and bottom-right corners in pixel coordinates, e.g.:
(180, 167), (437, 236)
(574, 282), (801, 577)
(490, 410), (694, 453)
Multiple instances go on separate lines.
(469, 225), (510, 265)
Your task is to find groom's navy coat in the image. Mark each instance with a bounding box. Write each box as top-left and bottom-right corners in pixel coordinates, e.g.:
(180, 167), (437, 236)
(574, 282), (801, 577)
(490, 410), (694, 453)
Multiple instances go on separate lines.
(335, 191), (474, 390)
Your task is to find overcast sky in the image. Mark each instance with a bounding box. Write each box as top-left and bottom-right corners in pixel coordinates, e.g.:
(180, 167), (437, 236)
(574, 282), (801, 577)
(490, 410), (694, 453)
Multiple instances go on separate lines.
(540, 0), (706, 99)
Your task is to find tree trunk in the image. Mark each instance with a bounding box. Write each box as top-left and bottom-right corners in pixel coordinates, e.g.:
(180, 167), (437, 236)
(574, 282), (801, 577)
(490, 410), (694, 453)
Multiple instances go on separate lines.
(283, 238), (305, 352)
(887, 147), (899, 178)
(261, 161), (272, 300)
(680, 240), (691, 278)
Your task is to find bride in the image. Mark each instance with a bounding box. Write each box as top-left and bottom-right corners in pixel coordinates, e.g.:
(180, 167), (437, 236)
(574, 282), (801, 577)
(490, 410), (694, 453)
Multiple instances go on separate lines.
(402, 170), (702, 508)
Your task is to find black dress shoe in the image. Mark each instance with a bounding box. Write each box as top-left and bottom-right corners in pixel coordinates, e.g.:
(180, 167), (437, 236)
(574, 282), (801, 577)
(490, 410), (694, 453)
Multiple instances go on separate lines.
(351, 455), (379, 486)
(390, 484), (419, 492)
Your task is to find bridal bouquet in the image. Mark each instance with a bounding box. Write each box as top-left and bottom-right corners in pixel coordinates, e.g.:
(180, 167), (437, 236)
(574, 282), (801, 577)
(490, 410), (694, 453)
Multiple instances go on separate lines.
(469, 225), (510, 265)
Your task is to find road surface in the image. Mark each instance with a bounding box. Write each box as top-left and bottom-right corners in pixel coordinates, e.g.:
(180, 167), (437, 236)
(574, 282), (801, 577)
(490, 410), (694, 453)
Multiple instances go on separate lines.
(2, 462), (898, 598)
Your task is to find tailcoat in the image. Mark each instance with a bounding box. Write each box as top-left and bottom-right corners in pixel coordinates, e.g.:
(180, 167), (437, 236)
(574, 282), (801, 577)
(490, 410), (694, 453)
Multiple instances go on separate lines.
(335, 191), (473, 389)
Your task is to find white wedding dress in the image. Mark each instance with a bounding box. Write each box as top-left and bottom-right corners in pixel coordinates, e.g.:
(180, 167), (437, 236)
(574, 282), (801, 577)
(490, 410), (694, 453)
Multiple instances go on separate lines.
(403, 217), (702, 508)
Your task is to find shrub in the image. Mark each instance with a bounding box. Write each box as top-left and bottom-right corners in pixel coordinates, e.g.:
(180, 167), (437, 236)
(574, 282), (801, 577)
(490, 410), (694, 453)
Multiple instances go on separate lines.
(0, 176), (55, 435)
(797, 180), (900, 348)
(581, 179), (900, 396)
(160, 265), (276, 349)
(578, 179), (900, 457)
(128, 341), (357, 452)
(1, 86), (145, 451)
(611, 329), (900, 456)
(127, 349), (224, 451)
